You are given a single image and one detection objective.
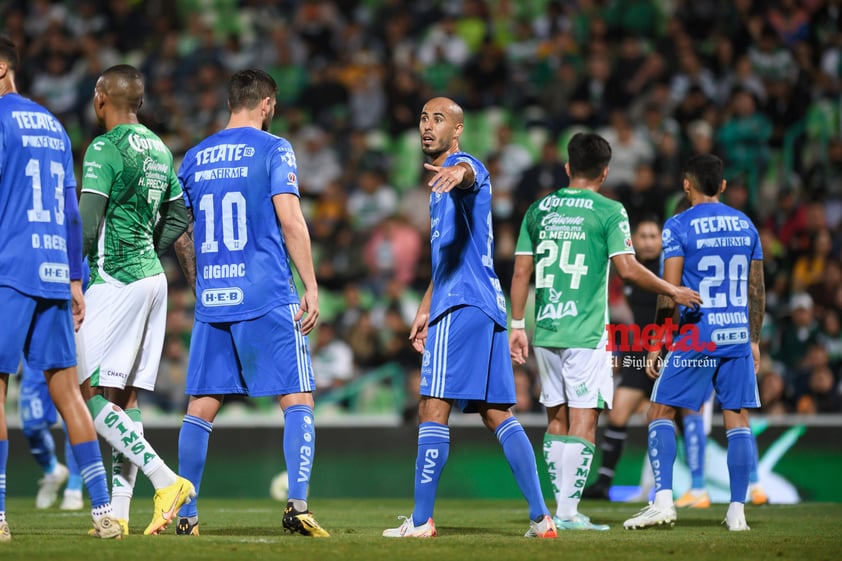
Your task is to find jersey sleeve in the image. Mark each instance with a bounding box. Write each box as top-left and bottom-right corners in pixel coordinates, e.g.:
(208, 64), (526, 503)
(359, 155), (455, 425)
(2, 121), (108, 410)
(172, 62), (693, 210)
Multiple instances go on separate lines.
(164, 162), (183, 203)
(81, 138), (119, 198)
(750, 225), (763, 261)
(269, 139), (300, 198)
(514, 211), (534, 255)
(606, 203), (635, 257)
(177, 151), (193, 209)
(661, 215), (684, 259)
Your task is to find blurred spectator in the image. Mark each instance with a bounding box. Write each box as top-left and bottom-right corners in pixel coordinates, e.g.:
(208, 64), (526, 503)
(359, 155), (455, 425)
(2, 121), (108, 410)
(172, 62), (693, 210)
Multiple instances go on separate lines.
(757, 359), (789, 416)
(805, 137), (842, 229)
(598, 109), (654, 192)
(294, 125), (342, 197)
(796, 366), (841, 414)
(347, 168), (399, 232)
(312, 321), (355, 395)
(791, 229), (833, 294)
(514, 141), (568, 224)
(774, 293), (820, 390)
(362, 215), (422, 293)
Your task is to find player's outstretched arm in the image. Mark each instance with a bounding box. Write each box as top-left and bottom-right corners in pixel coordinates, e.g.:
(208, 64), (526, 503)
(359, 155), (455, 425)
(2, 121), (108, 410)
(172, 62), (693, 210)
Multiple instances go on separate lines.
(509, 255), (534, 364)
(273, 193), (319, 335)
(611, 253), (702, 308)
(423, 161), (475, 193)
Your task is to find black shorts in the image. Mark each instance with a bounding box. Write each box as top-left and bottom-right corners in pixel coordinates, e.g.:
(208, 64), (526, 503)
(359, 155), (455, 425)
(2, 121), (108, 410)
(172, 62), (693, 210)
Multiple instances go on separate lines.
(617, 351), (655, 394)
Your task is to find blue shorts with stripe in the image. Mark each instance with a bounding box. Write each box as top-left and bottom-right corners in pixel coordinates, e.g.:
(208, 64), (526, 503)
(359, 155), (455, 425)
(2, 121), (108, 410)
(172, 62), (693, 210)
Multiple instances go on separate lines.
(420, 305), (515, 413)
(19, 362), (58, 430)
(651, 347), (759, 411)
(185, 303), (315, 397)
(0, 285), (75, 374)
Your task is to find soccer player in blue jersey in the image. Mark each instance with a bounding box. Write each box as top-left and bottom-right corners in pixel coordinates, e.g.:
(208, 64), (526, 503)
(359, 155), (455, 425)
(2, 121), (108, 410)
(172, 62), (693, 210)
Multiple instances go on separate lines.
(173, 69), (328, 537)
(0, 36), (121, 540)
(624, 154), (764, 532)
(19, 362), (84, 510)
(382, 97), (556, 539)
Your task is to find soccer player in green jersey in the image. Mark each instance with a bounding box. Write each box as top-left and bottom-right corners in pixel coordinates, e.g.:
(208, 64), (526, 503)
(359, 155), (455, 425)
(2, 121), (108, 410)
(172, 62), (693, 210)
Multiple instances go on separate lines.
(509, 132), (702, 530)
(77, 65), (194, 535)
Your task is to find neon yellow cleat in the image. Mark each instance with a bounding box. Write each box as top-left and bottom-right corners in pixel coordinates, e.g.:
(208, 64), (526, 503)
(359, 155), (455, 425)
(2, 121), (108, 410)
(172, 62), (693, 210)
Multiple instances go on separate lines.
(144, 476), (196, 535)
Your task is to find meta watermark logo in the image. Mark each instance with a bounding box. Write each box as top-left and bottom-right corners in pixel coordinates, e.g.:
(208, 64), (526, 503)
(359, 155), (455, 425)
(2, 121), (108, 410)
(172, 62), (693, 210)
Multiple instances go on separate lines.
(606, 318), (717, 353)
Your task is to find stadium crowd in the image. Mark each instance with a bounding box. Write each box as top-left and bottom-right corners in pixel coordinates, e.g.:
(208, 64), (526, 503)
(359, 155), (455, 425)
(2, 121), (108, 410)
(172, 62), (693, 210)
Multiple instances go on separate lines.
(2, 0), (842, 417)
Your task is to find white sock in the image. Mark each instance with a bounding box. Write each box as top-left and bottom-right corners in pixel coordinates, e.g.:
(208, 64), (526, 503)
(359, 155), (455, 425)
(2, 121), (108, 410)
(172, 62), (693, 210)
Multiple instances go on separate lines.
(557, 438), (590, 519)
(91, 402), (176, 490)
(542, 434), (564, 517)
(654, 489), (674, 509)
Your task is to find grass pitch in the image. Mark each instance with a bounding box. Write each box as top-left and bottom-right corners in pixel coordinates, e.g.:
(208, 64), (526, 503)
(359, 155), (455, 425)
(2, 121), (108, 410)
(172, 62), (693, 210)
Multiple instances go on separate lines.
(1, 498), (839, 561)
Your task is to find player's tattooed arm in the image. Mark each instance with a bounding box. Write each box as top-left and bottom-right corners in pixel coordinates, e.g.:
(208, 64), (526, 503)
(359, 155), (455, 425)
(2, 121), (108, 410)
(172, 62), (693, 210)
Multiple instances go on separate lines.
(174, 208), (197, 294)
(748, 259), (766, 344)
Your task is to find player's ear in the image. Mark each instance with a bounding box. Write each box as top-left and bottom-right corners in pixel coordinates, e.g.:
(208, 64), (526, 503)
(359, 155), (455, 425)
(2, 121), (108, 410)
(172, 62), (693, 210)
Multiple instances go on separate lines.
(0, 61), (7, 79)
(719, 179), (727, 195)
(564, 162), (571, 179)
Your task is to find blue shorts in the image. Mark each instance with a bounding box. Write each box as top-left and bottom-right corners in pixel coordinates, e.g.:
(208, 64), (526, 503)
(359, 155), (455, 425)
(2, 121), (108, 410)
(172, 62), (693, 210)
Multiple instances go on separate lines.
(0, 285), (75, 374)
(19, 362), (58, 431)
(186, 304), (315, 397)
(420, 305), (515, 413)
(651, 347), (759, 411)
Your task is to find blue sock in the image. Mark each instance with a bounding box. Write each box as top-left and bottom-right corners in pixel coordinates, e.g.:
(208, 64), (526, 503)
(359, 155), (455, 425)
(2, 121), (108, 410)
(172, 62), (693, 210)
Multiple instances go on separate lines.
(0, 440), (8, 513)
(411, 422), (449, 526)
(726, 427), (753, 503)
(495, 416), (547, 521)
(63, 431), (82, 492)
(178, 415), (213, 518)
(682, 414), (706, 489)
(23, 423), (57, 474)
(648, 419), (677, 494)
(72, 440), (110, 508)
(283, 405), (316, 502)
(749, 433), (760, 485)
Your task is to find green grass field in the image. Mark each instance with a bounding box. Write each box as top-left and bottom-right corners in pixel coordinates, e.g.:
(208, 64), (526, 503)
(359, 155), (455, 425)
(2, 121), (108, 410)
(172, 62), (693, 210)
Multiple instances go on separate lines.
(2, 498), (840, 561)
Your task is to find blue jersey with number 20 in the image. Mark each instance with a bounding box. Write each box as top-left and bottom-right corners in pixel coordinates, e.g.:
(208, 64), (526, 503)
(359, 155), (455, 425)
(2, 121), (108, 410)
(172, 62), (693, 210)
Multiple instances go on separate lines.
(661, 202), (762, 358)
(178, 127), (301, 323)
(429, 152), (506, 327)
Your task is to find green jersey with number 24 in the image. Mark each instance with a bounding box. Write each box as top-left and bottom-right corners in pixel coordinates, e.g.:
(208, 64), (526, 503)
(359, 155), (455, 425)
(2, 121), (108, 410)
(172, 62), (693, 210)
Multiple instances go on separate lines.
(515, 188), (634, 349)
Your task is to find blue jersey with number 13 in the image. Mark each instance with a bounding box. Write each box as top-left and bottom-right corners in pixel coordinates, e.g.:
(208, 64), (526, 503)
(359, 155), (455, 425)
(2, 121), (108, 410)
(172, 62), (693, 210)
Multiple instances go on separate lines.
(0, 93), (76, 299)
(661, 202), (762, 358)
(178, 127), (300, 323)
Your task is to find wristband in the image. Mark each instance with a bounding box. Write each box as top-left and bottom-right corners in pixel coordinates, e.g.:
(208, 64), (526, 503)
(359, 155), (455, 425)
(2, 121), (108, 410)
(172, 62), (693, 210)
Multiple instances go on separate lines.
(510, 318), (525, 329)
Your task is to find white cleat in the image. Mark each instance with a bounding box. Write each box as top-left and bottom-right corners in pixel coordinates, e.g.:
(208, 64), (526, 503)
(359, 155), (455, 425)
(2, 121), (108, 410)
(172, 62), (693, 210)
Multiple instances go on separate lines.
(36, 463), (69, 509)
(624, 503), (677, 530)
(383, 516), (436, 538)
(60, 489), (84, 511)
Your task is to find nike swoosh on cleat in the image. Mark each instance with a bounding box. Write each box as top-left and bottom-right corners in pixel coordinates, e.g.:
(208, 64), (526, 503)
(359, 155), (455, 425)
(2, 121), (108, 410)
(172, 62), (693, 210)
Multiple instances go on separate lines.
(161, 484), (185, 521)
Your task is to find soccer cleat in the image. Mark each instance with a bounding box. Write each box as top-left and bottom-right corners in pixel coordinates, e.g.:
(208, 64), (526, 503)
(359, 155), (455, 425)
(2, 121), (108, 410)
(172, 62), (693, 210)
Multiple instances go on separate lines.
(382, 516), (436, 538)
(750, 486), (769, 506)
(91, 515), (123, 539)
(144, 476), (196, 535)
(582, 481), (611, 500)
(36, 463), (69, 509)
(282, 503), (330, 537)
(87, 518), (128, 537)
(675, 490), (711, 508)
(524, 515), (558, 538)
(624, 503), (677, 529)
(176, 517), (200, 536)
(0, 521), (10, 543)
(60, 489), (84, 511)
(724, 514), (751, 531)
(553, 513), (610, 531)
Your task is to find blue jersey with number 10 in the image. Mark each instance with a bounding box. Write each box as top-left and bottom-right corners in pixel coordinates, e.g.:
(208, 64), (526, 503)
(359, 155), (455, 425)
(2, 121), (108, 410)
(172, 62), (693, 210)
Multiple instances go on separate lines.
(0, 93), (76, 299)
(429, 152), (507, 327)
(178, 127), (301, 323)
(661, 202), (762, 358)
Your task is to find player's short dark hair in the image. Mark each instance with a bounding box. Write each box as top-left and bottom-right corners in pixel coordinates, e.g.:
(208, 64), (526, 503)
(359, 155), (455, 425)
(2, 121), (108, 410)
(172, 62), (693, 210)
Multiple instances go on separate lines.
(567, 132), (612, 180)
(684, 154), (724, 196)
(100, 64), (144, 110)
(0, 36), (20, 70)
(228, 69), (277, 111)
